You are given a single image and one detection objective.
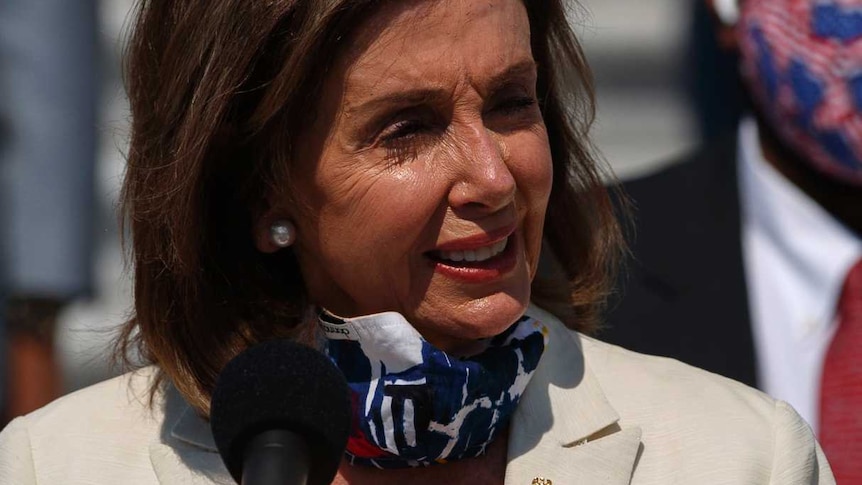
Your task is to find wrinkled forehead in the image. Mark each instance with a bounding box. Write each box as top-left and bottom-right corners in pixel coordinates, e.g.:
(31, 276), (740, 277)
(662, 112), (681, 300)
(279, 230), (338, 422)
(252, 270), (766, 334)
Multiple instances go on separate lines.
(334, 0), (533, 97)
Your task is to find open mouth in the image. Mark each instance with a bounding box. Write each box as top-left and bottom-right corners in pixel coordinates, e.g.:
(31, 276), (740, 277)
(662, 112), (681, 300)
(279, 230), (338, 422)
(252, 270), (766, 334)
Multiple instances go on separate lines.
(434, 237), (509, 264)
(425, 235), (518, 282)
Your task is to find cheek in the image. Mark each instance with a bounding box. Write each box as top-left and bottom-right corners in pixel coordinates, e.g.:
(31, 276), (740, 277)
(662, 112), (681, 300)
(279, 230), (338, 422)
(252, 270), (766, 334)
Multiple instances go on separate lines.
(508, 129), (553, 275)
(509, 129), (553, 214)
(295, 159), (448, 314)
(309, 159), (444, 266)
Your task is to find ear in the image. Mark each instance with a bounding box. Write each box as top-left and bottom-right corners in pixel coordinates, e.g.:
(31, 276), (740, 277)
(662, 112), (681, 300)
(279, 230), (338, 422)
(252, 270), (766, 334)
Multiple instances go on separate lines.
(254, 208), (293, 253)
(705, 0), (741, 51)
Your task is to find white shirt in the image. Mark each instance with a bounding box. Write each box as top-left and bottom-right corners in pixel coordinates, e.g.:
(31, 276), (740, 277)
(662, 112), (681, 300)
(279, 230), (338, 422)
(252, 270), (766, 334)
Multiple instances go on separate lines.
(738, 117), (862, 433)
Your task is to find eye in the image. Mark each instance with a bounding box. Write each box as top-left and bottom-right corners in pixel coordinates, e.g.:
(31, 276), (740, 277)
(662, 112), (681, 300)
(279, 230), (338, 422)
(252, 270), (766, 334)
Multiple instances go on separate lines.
(492, 96), (538, 116)
(378, 118), (433, 164)
(484, 93), (541, 133)
(375, 109), (442, 164)
(380, 119), (428, 142)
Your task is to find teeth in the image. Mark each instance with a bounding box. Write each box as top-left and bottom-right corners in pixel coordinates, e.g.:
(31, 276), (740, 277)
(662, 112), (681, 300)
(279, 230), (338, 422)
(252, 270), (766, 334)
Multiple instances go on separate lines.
(438, 237), (508, 263)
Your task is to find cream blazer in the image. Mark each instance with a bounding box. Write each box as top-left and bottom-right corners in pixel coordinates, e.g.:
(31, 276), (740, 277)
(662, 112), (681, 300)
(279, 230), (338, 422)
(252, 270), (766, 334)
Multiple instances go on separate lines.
(0, 305), (834, 484)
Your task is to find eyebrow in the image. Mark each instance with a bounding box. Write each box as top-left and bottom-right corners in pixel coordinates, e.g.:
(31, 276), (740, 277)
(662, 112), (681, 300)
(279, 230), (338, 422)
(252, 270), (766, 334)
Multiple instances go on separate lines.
(346, 88), (447, 117)
(346, 59), (539, 116)
(484, 59), (539, 96)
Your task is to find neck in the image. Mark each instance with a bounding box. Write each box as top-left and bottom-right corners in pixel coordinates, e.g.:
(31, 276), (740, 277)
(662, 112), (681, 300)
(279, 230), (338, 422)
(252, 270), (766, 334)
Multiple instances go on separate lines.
(756, 116), (862, 237)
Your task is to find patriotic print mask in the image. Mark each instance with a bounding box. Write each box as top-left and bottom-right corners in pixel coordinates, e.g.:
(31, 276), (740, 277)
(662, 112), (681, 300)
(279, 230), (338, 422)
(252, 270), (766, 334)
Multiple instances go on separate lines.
(319, 310), (548, 468)
(737, 0), (862, 185)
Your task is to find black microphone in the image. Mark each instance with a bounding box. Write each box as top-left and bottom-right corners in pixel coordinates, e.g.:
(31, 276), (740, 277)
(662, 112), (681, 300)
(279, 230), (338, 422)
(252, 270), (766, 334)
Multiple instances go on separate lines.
(210, 340), (351, 485)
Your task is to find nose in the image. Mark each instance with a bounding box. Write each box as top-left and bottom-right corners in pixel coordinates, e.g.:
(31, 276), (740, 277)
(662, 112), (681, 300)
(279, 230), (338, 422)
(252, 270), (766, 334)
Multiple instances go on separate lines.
(447, 125), (516, 215)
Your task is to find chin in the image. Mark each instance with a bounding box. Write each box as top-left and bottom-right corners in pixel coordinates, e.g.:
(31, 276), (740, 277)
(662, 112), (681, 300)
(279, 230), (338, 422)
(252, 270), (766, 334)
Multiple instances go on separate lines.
(486, 295), (530, 330)
(443, 290), (531, 342)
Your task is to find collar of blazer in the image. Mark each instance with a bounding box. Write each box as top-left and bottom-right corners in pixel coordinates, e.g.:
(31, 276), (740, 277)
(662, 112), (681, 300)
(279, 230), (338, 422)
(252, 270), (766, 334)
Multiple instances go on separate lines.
(148, 305), (642, 484)
(504, 305), (642, 485)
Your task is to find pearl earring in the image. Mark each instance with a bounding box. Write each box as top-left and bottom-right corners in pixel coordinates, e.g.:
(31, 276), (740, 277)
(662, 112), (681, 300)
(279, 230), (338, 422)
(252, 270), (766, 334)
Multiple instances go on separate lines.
(270, 220), (297, 248)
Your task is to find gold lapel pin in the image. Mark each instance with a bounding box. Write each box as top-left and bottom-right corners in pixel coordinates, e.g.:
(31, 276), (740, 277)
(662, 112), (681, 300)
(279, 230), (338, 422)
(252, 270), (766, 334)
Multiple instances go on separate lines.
(531, 478), (553, 485)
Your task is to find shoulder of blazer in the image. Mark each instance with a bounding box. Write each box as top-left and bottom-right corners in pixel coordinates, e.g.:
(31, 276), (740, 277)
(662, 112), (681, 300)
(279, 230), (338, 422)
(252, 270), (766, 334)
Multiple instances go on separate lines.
(576, 334), (834, 484)
(20, 366), (162, 432)
(510, 312), (834, 485)
(0, 368), (166, 483)
(579, 332), (772, 417)
(602, 135), (758, 387)
(0, 367), (232, 485)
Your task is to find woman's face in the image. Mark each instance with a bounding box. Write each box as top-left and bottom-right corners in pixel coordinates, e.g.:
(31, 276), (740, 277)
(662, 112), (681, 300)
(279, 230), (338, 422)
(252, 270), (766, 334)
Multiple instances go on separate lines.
(267, 0), (553, 353)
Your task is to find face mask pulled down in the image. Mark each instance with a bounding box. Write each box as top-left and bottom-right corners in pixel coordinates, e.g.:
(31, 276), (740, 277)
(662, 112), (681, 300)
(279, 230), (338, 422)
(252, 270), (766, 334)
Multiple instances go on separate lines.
(319, 311), (548, 469)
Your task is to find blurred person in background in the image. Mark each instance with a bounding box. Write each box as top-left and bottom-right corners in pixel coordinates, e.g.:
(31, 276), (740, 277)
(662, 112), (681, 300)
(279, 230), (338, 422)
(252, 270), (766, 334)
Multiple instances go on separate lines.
(686, 0), (745, 141)
(0, 1), (99, 421)
(603, 0), (862, 480)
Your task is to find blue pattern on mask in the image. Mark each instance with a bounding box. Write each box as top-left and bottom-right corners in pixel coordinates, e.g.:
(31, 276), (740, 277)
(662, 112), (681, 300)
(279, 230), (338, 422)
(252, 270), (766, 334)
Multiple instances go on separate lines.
(788, 59), (824, 128)
(322, 313), (547, 468)
(747, 22), (862, 174)
(752, 27), (781, 103)
(813, 4), (862, 43)
(817, 130), (861, 170)
(849, 73), (862, 112)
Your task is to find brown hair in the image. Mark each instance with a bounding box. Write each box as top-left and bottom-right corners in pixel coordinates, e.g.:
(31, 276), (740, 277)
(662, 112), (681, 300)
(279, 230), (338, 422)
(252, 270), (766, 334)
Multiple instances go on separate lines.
(118, 0), (624, 415)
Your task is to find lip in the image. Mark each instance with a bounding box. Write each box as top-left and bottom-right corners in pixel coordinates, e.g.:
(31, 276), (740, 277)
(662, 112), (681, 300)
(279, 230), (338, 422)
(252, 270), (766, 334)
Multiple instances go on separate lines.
(426, 232), (519, 283)
(432, 225), (516, 252)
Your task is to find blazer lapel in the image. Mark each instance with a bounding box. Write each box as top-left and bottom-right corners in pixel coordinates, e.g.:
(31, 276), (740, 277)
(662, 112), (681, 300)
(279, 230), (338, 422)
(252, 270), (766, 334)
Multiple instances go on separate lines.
(507, 307), (642, 485)
(148, 386), (234, 485)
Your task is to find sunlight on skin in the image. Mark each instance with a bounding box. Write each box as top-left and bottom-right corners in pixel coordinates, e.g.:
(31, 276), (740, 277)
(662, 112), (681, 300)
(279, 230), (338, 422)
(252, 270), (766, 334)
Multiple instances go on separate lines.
(258, 0), (553, 356)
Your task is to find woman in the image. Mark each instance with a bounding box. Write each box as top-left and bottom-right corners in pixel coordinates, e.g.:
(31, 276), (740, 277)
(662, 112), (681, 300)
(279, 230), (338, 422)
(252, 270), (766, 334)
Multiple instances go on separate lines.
(0, 0), (834, 483)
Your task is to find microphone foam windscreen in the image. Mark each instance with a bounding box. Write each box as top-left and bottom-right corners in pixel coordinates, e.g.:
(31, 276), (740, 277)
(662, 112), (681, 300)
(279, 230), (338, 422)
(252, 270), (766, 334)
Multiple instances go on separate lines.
(210, 339), (351, 485)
